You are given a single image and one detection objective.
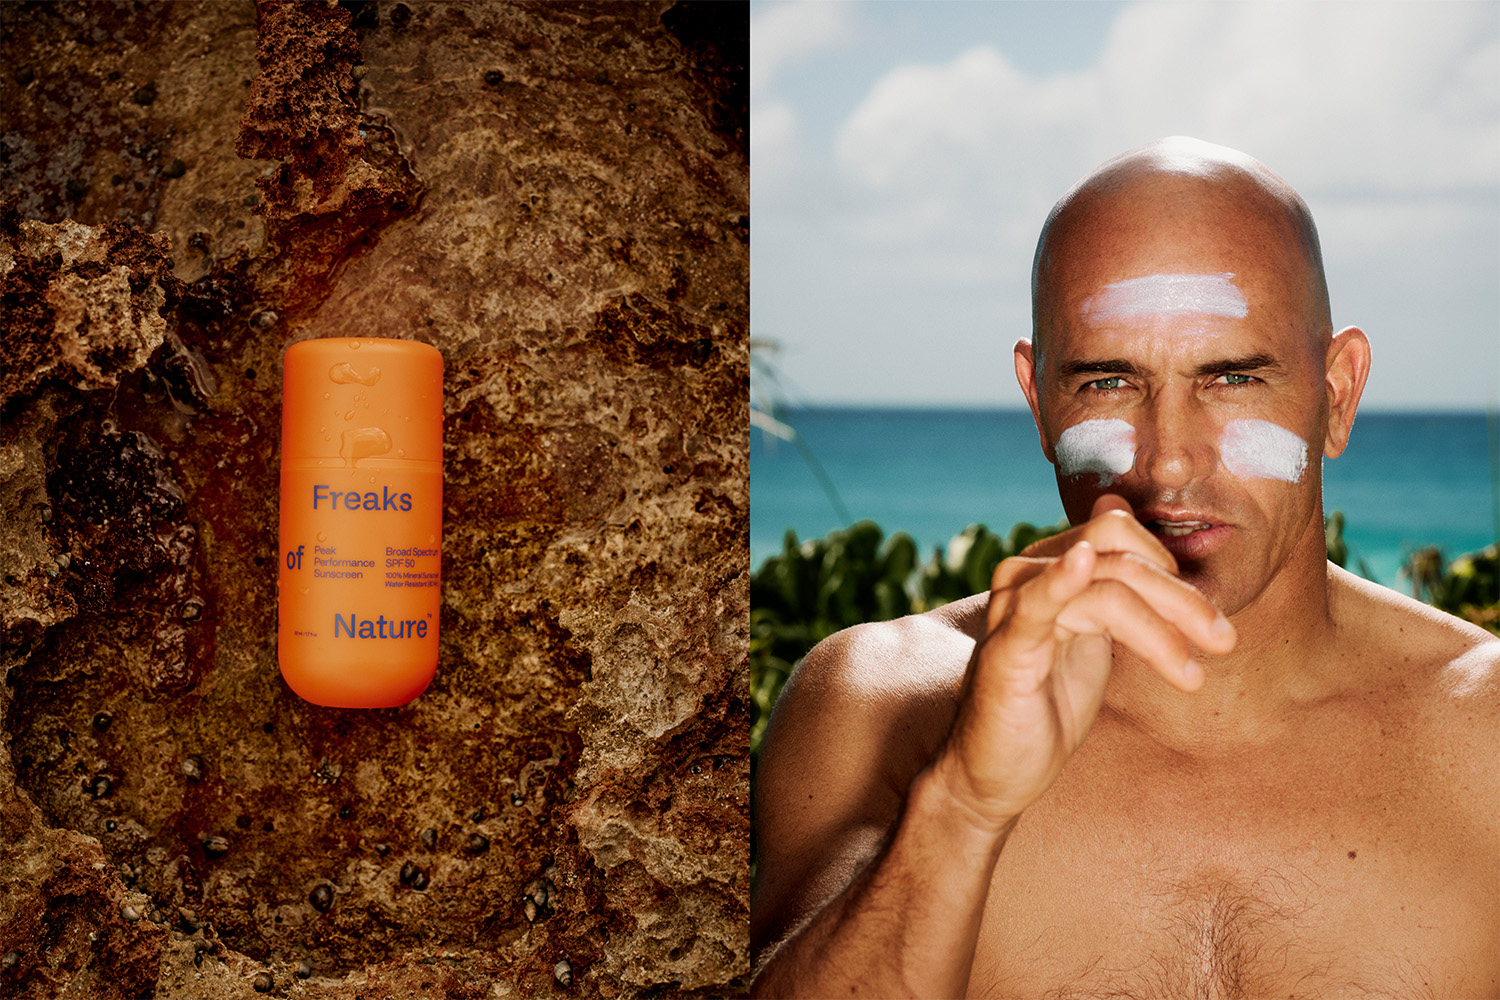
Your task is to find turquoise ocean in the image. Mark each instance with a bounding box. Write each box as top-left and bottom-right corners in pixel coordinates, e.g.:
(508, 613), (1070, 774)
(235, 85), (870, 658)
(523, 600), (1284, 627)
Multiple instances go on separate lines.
(750, 408), (1499, 591)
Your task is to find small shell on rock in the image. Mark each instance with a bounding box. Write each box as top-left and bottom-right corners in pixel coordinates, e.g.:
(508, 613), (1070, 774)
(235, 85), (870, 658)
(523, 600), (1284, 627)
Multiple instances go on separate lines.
(554, 960), (572, 987)
(252, 971), (273, 992)
(309, 884), (334, 913)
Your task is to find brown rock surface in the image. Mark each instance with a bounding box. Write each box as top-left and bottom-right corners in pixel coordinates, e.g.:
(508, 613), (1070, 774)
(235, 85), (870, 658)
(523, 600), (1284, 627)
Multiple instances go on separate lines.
(0, 1), (748, 996)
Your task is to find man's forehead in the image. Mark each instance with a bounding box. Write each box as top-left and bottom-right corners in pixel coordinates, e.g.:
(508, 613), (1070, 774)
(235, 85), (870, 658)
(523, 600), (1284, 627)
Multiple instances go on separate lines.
(1049, 308), (1284, 373)
(1034, 139), (1328, 322)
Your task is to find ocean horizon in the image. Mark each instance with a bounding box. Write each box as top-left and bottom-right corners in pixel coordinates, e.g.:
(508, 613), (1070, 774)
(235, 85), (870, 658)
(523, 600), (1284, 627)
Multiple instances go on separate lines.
(750, 406), (1499, 592)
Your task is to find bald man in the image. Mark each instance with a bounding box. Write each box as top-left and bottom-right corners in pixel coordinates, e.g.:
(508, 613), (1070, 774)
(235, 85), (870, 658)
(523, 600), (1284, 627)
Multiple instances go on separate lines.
(750, 138), (1499, 999)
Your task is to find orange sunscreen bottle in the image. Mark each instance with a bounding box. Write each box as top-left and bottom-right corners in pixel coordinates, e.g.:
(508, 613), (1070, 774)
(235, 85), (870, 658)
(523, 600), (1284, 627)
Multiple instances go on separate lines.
(278, 338), (443, 707)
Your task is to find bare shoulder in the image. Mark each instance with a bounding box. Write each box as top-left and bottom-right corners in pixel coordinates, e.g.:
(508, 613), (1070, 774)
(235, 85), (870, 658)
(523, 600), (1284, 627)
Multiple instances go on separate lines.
(771, 595), (984, 726)
(1331, 564), (1500, 688)
(1330, 565), (1500, 786)
(751, 595), (985, 954)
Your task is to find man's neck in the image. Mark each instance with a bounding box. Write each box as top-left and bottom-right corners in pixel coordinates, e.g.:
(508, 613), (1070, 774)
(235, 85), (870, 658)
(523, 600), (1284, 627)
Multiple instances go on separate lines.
(1104, 520), (1340, 753)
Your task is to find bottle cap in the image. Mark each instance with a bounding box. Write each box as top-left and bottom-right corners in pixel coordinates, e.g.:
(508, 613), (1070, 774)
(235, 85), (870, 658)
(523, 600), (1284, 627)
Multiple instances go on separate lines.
(281, 338), (443, 465)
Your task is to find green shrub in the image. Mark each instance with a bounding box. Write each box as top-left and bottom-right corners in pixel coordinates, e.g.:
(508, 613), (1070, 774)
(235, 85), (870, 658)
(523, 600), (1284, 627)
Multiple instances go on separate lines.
(750, 513), (1498, 758)
(1402, 543), (1500, 634)
(749, 518), (1063, 754)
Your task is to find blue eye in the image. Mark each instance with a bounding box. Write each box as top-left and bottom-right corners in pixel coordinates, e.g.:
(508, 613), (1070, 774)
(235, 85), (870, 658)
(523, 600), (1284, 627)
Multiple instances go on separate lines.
(1086, 376), (1125, 390)
(1219, 373), (1255, 385)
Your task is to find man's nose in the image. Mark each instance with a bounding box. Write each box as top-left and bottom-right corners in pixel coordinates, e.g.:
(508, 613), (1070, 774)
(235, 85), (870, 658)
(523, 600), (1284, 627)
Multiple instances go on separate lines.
(1134, 394), (1214, 489)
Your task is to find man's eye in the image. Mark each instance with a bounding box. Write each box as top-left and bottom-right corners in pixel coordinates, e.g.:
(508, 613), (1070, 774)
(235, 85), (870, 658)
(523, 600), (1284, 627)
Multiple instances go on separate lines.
(1218, 373), (1255, 385)
(1085, 376), (1126, 390)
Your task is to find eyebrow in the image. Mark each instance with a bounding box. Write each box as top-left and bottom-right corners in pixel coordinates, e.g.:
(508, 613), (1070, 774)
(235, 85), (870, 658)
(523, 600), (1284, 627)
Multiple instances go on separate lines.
(1056, 353), (1285, 381)
(1193, 353), (1284, 378)
(1057, 358), (1144, 380)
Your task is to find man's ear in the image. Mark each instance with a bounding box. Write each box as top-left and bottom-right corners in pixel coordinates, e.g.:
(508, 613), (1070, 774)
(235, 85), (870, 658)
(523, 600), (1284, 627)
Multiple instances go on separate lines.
(1323, 326), (1370, 459)
(1014, 339), (1053, 460)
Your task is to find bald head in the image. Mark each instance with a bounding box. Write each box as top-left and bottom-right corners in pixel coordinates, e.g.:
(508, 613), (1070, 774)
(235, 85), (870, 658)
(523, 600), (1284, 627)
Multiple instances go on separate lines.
(1030, 137), (1332, 369)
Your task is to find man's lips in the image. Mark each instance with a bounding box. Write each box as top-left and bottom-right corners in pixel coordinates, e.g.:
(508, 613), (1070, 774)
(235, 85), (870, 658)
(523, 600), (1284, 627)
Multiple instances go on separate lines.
(1138, 510), (1232, 559)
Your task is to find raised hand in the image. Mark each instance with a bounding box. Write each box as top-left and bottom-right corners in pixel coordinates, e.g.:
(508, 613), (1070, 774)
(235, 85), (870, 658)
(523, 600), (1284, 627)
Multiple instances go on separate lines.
(930, 494), (1237, 832)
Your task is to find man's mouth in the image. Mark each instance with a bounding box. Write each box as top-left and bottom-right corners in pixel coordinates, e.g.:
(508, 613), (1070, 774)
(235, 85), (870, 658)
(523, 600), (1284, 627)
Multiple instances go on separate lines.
(1139, 511), (1233, 560)
(1149, 520), (1213, 537)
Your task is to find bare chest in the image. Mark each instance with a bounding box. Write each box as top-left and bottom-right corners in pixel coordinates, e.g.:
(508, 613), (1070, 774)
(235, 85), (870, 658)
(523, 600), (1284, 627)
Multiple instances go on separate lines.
(968, 716), (1500, 999)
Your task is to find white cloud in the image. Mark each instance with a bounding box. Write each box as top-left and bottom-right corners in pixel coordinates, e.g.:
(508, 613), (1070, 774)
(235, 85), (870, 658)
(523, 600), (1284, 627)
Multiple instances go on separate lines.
(756, 0), (1499, 408)
(836, 1), (1499, 200)
(751, 2), (858, 189)
(751, 1), (855, 96)
(751, 101), (800, 187)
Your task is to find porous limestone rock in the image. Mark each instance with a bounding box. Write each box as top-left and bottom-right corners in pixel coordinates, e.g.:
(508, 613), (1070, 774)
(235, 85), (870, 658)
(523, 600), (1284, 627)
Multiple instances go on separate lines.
(0, 2), (748, 996)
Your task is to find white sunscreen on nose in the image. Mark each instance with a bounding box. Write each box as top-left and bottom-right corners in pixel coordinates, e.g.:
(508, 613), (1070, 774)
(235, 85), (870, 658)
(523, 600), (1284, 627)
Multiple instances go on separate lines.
(1219, 419), (1308, 482)
(1081, 273), (1249, 324)
(1056, 418), (1135, 485)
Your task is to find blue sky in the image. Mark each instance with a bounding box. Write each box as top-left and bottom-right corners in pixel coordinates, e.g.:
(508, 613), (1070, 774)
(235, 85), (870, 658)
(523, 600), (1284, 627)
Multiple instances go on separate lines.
(751, 0), (1500, 411)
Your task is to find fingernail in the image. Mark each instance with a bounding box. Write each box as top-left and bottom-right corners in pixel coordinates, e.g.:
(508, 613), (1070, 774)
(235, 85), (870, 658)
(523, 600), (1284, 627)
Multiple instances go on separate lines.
(1183, 659), (1204, 686)
(1211, 615), (1234, 640)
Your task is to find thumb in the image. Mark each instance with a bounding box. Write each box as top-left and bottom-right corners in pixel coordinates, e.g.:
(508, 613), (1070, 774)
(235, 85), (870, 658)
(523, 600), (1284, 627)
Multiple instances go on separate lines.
(1090, 493), (1133, 520)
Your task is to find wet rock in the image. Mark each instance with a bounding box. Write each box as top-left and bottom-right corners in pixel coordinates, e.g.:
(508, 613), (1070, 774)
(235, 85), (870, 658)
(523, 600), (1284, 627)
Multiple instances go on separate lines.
(0, 1), (747, 996)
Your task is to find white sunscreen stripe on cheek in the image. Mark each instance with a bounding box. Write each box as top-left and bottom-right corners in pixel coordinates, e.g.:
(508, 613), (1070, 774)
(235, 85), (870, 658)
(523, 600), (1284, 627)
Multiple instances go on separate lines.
(1055, 419), (1135, 485)
(1081, 273), (1249, 324)
(1219, 419), (1308, 483)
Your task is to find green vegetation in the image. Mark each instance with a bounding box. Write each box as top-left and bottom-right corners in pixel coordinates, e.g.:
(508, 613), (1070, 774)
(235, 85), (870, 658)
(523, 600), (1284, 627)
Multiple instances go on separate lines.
(1401, 542), (1500, 634)
(751, 518), (1064, 756)
(750, 514), (1499, 758)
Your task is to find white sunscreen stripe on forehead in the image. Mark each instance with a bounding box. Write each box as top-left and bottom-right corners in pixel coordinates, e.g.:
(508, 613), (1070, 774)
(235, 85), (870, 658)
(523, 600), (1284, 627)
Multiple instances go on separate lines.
(1081, 273), (1249, 324)
(1056, 418), (1135, 485)
(1219, 419), (1308, 483)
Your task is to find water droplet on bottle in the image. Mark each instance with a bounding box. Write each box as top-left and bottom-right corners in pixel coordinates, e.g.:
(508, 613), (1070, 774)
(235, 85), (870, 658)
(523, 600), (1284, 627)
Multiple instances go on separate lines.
(340, 427), (392, 468)
(317, 532), (328, 542)
(348, 340), (360, 349)
(344, 410), (356, 420)
(396, 449), (405, 457)
(323, 392), (331, 400)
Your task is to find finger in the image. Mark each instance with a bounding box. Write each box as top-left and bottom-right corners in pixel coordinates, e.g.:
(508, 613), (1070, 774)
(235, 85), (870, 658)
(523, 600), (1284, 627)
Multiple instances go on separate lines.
(1085, 551), (1236, 656)
(1056, 579), (1206, 692)
(990, 555), (1048, 593)
(987, 540), (1097, 649)
(1022, 507), (1177, 575)
(1091, 493), (1132, 518)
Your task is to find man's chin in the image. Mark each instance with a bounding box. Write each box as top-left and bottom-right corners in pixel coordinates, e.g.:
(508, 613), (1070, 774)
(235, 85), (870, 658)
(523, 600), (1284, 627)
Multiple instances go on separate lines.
(1174, 560), (1237, 616)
